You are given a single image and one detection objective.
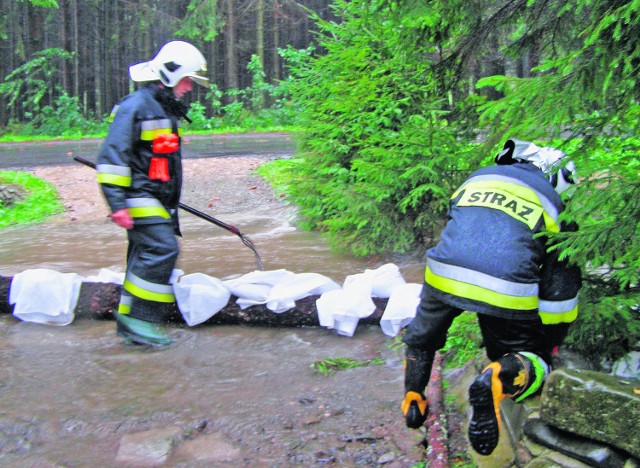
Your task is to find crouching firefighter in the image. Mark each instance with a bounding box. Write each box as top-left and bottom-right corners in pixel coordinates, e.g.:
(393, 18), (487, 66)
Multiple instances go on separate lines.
(96, 40), (209, 346)
(400, 139), (582, 456)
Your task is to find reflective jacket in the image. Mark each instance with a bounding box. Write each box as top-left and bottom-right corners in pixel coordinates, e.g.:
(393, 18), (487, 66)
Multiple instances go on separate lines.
(426, 162), (581, 324)
(97, 83), (185, 232)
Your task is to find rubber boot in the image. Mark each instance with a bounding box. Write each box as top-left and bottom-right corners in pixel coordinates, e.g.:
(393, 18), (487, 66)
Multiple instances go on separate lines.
(468, 353), (535, 455)
(115, 313), (172, 346)
(402, 347), (434, 429)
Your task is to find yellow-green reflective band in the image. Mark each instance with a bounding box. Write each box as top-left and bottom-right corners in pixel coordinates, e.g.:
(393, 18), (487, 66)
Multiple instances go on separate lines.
(125, 198), (171, 219)
(538, 306), (578, 324)
(538, 297), (578, 324)
(118, 293), (132, 314)
(516, 352), (549, 402)
(140, 119), (172, 141)
(128, 206), (171, 219)
(428, 258), (539, 296)
(97, 164), (132, 187)
(123, 272), (175, 303)
(108, 105), (120, 123)
(425, 265), (538, 311)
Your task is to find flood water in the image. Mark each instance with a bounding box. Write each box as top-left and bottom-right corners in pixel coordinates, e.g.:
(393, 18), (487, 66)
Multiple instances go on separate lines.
(0, 135), (427, 466)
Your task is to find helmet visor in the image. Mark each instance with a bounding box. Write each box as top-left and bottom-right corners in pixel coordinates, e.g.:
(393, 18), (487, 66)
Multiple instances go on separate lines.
(186, 72), (209, 88)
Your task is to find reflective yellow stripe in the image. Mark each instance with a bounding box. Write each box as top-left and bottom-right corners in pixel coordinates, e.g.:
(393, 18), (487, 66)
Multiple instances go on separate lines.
(124, 272), (175, 303)
(538, 297), (579, 324)
(118, 295), (132, 315)
(108, 105), (119, 123)
(97, 173), (132, 186)
(125, 198), (171, 219)
(140, 119), (173, 141)
(538, 308), (578, 324)
(117, 304), (130, 314)
(453, 177), (560, 232)
(425, 265), (538, 311)
(97, 164), (132, 187)
(128, 206), (171, 219)
(515, 352), (549, 402)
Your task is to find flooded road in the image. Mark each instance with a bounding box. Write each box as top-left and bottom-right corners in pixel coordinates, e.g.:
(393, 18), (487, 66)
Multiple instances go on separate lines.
(0, 135), (427, 466)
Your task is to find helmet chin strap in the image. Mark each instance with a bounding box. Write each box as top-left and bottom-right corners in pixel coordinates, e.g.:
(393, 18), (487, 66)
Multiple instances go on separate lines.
(155, 85), (191, 123)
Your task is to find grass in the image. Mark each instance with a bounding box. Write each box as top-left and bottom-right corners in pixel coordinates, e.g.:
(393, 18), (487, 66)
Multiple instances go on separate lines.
(0, 171), (64, 228)
(310, 356), (384, 375)
(440, 312), (484, 370)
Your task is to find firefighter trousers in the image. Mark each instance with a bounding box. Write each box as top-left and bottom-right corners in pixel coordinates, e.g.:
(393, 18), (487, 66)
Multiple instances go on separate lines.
(117, 222), (179, 323)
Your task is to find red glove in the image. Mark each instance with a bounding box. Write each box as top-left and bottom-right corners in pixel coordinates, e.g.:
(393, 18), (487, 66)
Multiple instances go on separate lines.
(110, 208), (133, 229)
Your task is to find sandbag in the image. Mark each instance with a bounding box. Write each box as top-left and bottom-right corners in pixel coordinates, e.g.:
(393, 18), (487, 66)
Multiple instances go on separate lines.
(9, 268), (83, 326)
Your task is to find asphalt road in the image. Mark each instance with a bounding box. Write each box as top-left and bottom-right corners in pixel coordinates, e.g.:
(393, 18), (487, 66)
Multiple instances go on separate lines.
(0, 132), (296, 170)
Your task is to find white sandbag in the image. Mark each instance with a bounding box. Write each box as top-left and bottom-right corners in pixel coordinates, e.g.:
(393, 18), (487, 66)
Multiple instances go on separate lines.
(84, 268), (125, 284)
(174, 273), (231, 326)
(343, 263), (406, 298)
(380, 282), (422, 337)
(316, 274), (376, 337)
(9, 268), (83, 326)
(223, 269), (295, 309)
(266, 272), (341, 313)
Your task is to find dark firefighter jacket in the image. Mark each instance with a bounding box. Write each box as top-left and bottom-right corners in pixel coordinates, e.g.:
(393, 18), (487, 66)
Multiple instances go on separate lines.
(97, 83), (187, 234)
(425, 162), (581, 324)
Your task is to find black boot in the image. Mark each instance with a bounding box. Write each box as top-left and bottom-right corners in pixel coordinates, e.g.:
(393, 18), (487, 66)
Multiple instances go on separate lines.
(402, 347), (434, 429)
(468, 353), (534, 455)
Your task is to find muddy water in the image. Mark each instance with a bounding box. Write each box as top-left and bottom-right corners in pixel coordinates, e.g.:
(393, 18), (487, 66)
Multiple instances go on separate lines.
(0, 137), (427, 466)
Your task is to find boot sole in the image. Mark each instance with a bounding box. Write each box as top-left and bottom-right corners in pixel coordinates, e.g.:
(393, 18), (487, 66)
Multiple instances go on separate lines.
(468, 371), (500, 456)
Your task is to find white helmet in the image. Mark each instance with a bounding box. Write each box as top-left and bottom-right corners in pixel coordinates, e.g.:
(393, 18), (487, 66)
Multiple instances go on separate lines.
(549, 160), (576, 195)
(496, 138), (576, 194)
(129, 41), (209, 88)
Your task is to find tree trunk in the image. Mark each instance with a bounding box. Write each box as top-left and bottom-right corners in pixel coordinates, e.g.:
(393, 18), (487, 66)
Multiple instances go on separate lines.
(93, 2), (103, 119)
(224, 0), (238, 98)
(272, 1), (280, 81)
(0, 276), (388, 328)
(72, 0), (80, 99)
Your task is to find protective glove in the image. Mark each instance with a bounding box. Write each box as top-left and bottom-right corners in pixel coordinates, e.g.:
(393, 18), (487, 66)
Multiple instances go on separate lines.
(110, 208), (133, 229)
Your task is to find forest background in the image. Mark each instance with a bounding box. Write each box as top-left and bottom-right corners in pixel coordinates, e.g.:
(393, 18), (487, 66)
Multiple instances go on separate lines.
(1, 0), (639, 369)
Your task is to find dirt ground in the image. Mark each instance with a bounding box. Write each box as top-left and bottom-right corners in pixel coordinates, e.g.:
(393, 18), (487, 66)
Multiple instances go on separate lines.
(31, 156), (271, 224)
(16, 156), (473, 467)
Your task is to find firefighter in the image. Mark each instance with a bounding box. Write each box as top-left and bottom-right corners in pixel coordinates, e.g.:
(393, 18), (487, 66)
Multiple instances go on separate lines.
(401, 139), (582, 456)
(97, 41), (209, 346)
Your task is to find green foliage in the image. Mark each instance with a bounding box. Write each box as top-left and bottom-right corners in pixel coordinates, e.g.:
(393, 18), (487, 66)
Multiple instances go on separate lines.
(565, 281), (640, 365)
(310, 356), (384, 375)
(0, 171), (63, 228)
(19, 92), (106, 138)
(277, 0), (481, 256)
(0, 48), (74, 116)
(22, 0), (59, 7)
(178, 0), (221, 41)
(440, 312), (483, 370)
(186, 55), (298, 132)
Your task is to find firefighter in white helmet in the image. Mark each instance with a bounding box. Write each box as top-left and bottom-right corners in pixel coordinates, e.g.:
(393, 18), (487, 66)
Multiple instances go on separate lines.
(401, 139), (582, 456)
(96, 41), (208, 346)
